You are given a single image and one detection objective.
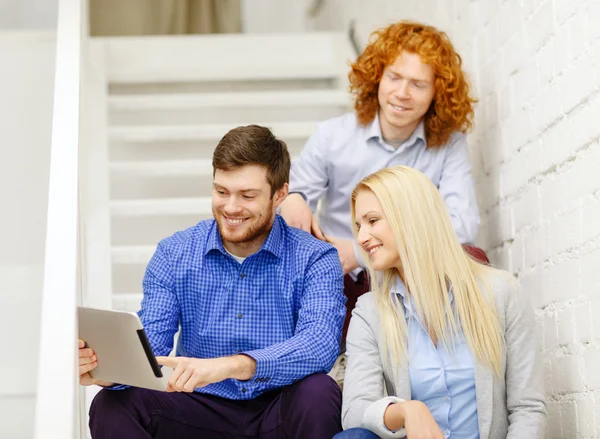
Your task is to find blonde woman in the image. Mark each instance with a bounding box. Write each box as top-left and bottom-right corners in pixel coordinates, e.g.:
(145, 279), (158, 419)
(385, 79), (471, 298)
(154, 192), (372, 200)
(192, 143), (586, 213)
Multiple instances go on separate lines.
(335, 166), (546, 439)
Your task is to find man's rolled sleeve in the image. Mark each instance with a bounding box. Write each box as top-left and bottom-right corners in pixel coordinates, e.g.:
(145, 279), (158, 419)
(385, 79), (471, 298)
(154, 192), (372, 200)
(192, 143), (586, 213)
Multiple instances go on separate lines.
(289, 125), (330, 211)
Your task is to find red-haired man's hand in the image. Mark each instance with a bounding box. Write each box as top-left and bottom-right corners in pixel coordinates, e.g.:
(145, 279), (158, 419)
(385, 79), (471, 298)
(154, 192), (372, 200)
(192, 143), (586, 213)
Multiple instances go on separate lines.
(280, 193), (325, 240)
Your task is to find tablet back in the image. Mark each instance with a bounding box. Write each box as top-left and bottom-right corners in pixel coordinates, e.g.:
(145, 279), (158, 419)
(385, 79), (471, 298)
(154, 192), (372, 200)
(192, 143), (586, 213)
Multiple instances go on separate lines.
(78, 306), (166, 391)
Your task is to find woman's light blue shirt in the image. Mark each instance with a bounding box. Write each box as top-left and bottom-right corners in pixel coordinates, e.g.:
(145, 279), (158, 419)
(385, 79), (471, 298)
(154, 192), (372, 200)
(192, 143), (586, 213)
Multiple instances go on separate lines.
(395, 280), (479, 439)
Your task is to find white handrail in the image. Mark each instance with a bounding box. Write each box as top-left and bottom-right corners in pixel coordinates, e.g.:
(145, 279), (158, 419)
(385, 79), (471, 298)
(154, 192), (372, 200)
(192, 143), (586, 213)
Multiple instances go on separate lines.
(34, 0), (82, 437)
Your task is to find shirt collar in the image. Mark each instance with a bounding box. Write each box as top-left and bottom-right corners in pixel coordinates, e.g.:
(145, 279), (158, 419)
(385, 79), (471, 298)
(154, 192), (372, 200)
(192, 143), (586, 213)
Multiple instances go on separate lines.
(392, 277), (454, 316)
(392, 277), (412, 315)
(364, 111), (427, 148)
(204, 215), (284, 260)
(364, 111), (383, 142)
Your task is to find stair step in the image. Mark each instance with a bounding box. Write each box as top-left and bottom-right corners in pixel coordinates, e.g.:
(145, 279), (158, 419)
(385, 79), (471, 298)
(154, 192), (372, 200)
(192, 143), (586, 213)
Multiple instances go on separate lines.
(109, 90), (351, 125)
(110, 121), (318, 143)
(104, 32), (349, 84)
(109, 89), (350, 111)
(111, 197), (212, 217)
(112, 245), (155, 264)
(110, 159), (212, 177)
(112, 293), (143, 312)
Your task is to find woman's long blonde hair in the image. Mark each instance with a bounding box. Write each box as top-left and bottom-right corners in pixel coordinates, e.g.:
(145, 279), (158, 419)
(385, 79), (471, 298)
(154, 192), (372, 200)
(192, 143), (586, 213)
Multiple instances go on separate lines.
(351, 166), (505, 375)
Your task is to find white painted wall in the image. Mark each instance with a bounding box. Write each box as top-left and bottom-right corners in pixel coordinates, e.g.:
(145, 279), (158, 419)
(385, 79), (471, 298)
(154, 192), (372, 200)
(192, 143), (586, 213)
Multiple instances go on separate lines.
(0, 32), (55, 439)
(0, 0), (58, 29)
(241, 0), (315, 33)
(318, 1), (600, 437)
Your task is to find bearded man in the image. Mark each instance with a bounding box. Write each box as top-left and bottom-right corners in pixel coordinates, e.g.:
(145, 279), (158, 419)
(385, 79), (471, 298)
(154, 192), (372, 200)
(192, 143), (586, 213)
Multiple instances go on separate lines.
(80, 125), (346, 439)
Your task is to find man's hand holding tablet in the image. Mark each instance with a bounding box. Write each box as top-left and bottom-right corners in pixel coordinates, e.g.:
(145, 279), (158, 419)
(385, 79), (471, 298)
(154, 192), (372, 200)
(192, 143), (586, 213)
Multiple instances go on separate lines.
(78, 339), (114, 387)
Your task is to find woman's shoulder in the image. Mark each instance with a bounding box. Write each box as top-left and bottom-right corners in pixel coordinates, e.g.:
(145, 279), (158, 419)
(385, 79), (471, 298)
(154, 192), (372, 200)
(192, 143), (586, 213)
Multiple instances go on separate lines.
(353, 290), (402, 326)
(354, 291), (379, 320)
(476, 268), (521, 311)
(355, 290), (376, 307)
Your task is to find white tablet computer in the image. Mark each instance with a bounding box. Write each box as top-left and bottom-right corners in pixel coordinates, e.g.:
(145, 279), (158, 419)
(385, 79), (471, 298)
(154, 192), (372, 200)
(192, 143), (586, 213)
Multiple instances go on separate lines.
(78, 306), (167, 391)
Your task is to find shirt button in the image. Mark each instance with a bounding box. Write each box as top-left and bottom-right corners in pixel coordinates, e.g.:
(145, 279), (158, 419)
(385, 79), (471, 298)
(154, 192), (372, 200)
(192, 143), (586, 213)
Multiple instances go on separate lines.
(238, 313), (243, 319)
(444, 430), (450, 435)
(237, 349), (242, 353)
(240, 273), (245, 278)
(242, 387), (246, 393)
(444, 396), (449, 401)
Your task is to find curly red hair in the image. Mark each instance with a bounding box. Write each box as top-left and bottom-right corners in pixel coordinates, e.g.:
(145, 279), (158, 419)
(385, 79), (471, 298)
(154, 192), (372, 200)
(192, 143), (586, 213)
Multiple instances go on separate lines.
(349, 21), (477, 148)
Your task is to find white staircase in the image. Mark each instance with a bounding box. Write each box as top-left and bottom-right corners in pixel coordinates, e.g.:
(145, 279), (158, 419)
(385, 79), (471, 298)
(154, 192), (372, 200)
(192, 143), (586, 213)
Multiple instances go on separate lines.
(81, 33), (354, 314)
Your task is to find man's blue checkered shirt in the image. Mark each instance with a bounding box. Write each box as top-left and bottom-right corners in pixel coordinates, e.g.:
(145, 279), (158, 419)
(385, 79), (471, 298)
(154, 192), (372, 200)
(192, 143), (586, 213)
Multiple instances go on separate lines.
(138, 215), (346, 400)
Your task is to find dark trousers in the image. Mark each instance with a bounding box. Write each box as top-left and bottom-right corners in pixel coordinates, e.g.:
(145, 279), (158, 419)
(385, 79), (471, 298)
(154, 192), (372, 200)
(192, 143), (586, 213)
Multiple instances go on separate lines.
(342, 271), (370, 344)
(89, 373), (342, 439)
(341, 245), (489, 346)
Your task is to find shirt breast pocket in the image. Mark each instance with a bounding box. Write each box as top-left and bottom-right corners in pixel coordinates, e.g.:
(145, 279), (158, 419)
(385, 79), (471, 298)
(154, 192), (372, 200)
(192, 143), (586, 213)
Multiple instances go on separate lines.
(178, 264), (229, 338)
(246, 274), (297, 345)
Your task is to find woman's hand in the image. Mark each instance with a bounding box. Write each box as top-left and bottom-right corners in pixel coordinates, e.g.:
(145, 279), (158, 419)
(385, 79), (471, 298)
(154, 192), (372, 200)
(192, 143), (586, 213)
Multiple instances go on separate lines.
(385, 400), (445, 439)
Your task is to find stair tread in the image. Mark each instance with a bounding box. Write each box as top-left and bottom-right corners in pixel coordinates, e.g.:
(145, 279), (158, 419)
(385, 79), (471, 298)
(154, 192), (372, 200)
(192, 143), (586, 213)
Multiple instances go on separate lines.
(110, 159), (213, 177)
(111, 197), (212, 216)
(110, 121), (318, 142)
(104, 32), (349, 83)
(110, 89), (350, 111)
(112, 293), (143, 312)
(112, 245), (156, 264)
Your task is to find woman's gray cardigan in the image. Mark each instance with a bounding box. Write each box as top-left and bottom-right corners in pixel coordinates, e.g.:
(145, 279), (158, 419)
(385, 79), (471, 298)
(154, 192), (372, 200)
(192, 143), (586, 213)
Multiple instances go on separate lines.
(341, 275), (547, 439)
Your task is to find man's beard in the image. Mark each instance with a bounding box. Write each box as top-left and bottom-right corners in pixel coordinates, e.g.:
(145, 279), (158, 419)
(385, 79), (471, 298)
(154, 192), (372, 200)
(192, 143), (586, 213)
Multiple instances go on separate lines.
(213, 201), (275, 247)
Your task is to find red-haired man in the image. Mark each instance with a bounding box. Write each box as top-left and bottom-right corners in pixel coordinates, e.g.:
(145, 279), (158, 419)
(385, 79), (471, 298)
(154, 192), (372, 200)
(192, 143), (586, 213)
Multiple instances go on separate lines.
(280, 21), (485, 358)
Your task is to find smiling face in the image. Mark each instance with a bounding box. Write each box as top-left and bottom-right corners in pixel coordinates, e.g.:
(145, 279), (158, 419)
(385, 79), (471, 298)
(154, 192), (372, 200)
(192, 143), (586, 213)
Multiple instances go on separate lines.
(354, 189), (401, 272)
(212, 164), (287, 257)
(377, 51), (436, 143)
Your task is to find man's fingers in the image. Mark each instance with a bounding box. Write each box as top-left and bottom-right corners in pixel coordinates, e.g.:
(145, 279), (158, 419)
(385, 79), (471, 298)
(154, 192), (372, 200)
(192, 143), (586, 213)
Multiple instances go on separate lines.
(79, 355), (96, 365)
(79, 361), (97, 376)
(79, 362), (98, 375)
(169, 368), (193, 392)
(293, 216), (310, 232)
(301, 219), (312, 233)
(167, 360), (188, 391)
(79, 348), (94, 358)
(156, 356), (178, 368)
(291, 219), (310, 232)
(178, 370), (196, 392)
(185, 380), (207, 392)
(311, 216), (326, 241)
(78, 339), (85, 349)
(182, 380), (196, 393)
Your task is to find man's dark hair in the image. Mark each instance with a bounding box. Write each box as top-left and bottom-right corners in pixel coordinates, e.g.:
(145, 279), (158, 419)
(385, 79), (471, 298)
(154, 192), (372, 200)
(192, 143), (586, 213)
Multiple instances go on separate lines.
(212, 125), (291, 197)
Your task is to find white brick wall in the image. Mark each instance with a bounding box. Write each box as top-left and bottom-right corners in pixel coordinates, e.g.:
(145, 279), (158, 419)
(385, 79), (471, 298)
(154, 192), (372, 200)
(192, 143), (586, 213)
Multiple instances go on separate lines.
(317, 0), (600, 436)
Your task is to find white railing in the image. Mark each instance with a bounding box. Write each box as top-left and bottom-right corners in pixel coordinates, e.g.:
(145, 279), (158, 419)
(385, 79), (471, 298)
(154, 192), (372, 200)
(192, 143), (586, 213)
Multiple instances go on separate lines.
(34, 0), (83, 437)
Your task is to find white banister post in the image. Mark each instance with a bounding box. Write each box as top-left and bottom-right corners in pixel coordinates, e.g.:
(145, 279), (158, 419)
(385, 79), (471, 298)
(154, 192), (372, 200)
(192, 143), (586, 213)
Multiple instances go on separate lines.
(34, 0), (82, 437)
